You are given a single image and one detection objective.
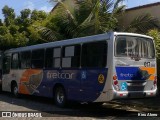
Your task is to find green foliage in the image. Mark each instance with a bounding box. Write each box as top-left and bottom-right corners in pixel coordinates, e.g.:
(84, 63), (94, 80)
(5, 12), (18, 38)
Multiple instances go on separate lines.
(48, 0), (159, 40)
(0, 6), (49, 50)
(45, 0), (125, 40)
(2, 5), (16, 26)
(147, 29), (160, 59)
(0, 26), (8, 35)
(20, 9), (31, 19)
(9, 25), (19, 35)
(31, 10), (48, 21)
(123, 14), (160, 34)
(0, 1), (159, 50)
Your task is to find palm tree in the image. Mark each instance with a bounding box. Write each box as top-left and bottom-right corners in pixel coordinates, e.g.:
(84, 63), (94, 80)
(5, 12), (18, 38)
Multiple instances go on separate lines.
(40, 0), (159, 41)
(41, 0), (125, 40)
(120, 14), (159, 34)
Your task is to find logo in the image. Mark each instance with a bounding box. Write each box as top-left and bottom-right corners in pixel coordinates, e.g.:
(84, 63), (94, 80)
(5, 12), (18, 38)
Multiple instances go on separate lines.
(98, 74), (105, 84)
(2, 112), (11, 117)
(47, 71), (74, 80)
(121, 82), (127, 91)
(81, 71), (86, 79)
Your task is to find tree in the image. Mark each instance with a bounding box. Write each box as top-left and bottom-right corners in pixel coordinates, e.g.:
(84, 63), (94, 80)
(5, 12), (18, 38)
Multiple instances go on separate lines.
(120, 14), (160, 34)
(0, 6), (49, 50)
(43, 0), (125, 40)
(31, 10), (48, 21)
(2, 5), (16, 26)
(147, 29), (160, 59)
(46, 0), (159, 41)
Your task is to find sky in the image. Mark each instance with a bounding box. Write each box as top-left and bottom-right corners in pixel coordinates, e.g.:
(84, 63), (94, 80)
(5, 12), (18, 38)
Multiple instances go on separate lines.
(0, 0), (159, 20)
(0, 0), (56, 20)
(126, 0), (160, 8)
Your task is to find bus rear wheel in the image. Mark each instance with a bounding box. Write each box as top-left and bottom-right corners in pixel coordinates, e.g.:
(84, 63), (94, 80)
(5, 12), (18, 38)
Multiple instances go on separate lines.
(11, 83), (20, 98)
(54, 86), (67, 107)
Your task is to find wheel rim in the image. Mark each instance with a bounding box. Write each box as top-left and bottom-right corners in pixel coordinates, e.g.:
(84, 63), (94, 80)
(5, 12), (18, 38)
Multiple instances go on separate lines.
(14, 86), (18, 95)
(56, 89), (64, 104)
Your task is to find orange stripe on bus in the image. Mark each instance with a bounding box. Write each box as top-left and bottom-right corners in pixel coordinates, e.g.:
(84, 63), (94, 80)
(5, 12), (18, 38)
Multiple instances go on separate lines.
(140, 67), (156, 80)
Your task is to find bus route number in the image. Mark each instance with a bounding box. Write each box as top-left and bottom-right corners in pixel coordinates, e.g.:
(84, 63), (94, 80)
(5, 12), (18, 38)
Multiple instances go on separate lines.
(144, 62), (150, 67)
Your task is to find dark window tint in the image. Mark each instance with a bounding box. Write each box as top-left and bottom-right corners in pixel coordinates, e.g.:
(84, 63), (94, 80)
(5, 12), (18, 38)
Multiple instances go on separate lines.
(11, 53), (19, 69)
(31, 49), (44, 68)
(82, 41), (107, 67)
(62, 45), (80, 68)
(3, 55), (11, 74)
(45, 48), (53, 68)
(20, 51), (31, 69)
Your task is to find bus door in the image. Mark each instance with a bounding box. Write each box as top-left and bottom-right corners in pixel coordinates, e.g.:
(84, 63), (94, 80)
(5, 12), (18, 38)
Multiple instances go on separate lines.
(2, 54), (11, 92)
(80, 41), (108, 101)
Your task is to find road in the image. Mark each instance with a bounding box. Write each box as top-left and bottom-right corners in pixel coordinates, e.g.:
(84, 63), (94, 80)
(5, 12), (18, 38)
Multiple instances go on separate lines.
(0, 92), (156, 119)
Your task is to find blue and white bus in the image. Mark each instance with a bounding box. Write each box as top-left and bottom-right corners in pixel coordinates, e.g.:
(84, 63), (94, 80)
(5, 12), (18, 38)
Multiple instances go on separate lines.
(0, 32), (157, 107)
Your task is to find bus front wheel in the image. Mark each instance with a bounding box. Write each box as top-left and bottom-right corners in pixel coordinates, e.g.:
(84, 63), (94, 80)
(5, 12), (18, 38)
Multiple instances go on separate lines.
(54, 86), (67, 107)
(11, 83), (20, 98)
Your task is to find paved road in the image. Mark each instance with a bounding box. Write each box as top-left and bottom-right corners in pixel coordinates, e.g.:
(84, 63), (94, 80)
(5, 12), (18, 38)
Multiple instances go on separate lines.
(0, 92), (157, 119)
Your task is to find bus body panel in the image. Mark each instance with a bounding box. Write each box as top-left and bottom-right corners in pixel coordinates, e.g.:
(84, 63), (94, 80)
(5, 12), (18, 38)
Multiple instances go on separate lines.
(1, 32), (157, 104)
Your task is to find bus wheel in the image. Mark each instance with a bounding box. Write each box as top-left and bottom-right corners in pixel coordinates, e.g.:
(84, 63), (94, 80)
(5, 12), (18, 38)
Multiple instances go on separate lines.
(12, 83), (19, 98)
(54, 86), (67, 107)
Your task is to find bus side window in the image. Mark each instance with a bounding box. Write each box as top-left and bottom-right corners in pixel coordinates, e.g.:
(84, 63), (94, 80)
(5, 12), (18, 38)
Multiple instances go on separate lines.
(45, 48), (53, 68)
(3, 55), (11, 74)
(81, 41), (107, 68)
(20, 51), (31, 69)
(62, 45), (80, 68)
(53, 47), (61, 68)
(11, 53), (19, 69)
(31, 49), (44, 69)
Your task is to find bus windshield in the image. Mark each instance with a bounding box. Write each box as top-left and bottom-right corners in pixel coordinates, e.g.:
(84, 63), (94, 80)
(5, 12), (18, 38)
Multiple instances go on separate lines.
(115, 36), (155, 59)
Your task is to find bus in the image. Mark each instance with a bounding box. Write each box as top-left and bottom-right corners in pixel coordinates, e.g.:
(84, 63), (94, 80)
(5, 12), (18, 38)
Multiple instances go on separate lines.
(0, 32), (157, 107)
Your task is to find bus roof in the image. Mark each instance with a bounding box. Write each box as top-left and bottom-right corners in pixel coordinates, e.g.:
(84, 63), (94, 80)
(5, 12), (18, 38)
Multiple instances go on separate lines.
(4, 32), (153, 53)
(114, 32), (153, 39)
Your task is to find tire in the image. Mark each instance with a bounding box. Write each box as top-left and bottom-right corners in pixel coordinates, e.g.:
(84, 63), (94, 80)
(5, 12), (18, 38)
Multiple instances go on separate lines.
(12, 83), (20, 98)
(54, 86), (67, 107)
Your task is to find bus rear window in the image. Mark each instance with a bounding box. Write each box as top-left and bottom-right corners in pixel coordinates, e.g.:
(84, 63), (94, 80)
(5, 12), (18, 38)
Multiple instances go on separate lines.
(115, 36), (155, 59)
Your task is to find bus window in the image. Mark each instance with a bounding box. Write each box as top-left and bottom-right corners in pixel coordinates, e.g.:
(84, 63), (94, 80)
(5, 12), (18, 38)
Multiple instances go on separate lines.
(0, 52), (3, 70)
(11, 53), (19, 69)
(81, 41), (107, 68)
(115, 36), (155, 58)
(45, 48), (53, 68)
(3, 55), (11, 74)
(62, 45), (81, 68)
(53, 47), (61, 68)
(20, 51), (31, 69)
(31, 49), (44, 68)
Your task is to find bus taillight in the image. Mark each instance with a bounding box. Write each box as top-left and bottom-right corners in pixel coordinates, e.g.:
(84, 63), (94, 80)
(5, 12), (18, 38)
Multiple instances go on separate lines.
(114, 80), (118, 85)
(113, 75), (119, 90)
(154, 76), (157, 85)
(113, 75), (117, 80)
